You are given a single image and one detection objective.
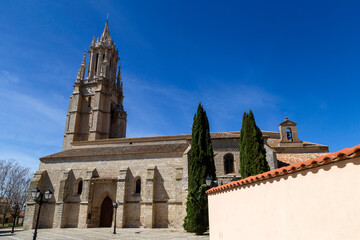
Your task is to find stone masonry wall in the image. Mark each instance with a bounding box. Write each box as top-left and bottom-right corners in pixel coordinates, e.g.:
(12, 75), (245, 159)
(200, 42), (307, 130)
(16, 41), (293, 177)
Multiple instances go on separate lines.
(31, 152), (185, 229)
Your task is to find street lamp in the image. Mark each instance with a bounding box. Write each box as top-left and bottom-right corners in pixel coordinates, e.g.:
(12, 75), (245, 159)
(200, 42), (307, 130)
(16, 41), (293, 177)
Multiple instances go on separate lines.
(231, 175), (238, 182)
(205, 175), (212, 187)
(112, 200), (120, 234)
(31, 188), (53, 240)
(205, 175), (218, 187)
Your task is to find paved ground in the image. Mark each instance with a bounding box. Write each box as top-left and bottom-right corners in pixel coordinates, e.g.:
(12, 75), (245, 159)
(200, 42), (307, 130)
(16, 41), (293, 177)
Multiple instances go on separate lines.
(0, 228), (209, 240)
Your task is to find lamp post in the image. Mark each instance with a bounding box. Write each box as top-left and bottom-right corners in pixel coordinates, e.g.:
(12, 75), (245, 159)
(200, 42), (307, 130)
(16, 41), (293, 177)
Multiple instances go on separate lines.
(112, 200), (120, 234)
(206, 175), (212, 187)
(31, 188), (53, 240)
(206, 175), (218, 188)
(231, 175), (238, 182)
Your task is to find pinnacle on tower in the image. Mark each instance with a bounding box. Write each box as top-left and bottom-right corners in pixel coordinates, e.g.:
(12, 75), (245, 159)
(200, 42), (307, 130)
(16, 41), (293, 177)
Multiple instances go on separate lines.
(90, 36), (95, 47)
(100, 21), (112, 43)
(76, 53), (87, 82)
(81, 53), (86, 67)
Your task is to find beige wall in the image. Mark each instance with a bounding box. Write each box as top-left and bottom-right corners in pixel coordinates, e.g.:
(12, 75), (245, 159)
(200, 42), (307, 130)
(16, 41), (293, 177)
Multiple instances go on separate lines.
(208, 156), (360, 240)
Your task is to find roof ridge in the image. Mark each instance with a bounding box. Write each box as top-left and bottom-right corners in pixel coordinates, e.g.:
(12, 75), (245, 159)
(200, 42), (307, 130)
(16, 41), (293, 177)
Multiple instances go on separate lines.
(206, 143), (360, 195)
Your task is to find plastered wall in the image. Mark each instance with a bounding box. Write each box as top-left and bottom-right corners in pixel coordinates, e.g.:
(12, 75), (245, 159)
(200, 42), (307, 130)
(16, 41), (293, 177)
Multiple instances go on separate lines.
(208, 156), (360, 240)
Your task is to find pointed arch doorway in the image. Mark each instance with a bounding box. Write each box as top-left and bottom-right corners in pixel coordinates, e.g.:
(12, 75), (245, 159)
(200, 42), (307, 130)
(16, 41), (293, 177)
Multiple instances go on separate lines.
(100, 196), (113, 227)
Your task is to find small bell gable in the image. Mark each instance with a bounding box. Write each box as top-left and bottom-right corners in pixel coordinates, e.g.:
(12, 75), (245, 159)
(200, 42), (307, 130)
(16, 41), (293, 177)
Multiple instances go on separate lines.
(278, 117), (303, 147)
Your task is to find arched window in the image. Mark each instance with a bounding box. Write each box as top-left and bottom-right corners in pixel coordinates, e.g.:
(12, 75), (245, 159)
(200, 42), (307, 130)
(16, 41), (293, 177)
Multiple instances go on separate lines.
(77, 180), (83, 195)
(286, 128), (293, 141)
(224, 153), (234, 174)
(88, 97), (92, 108)
(94, 53), (99, 76)
(135, 178), (141, 194)
(109, 58), (112, 75)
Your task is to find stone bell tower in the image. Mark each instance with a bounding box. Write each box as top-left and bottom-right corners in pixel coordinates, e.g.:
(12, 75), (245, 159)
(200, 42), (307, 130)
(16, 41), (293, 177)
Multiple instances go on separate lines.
(63, 21), (127, 150)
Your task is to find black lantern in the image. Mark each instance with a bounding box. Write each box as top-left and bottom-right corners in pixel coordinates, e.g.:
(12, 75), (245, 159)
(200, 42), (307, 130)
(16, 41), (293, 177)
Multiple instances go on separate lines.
(31, 188), (54, 240)
(205, 175), (212, 187)
(231, 175), (238, 182)
(44, 190), (53, 200)
(31, 189), (41, 200)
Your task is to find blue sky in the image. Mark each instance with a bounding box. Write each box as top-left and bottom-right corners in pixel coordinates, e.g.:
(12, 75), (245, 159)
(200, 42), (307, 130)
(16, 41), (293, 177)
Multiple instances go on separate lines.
(0, 0), (359, 171)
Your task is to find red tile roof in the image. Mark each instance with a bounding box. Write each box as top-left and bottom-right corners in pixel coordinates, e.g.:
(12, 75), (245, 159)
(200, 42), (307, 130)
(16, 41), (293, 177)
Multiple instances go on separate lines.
(206, 144), (360, 195)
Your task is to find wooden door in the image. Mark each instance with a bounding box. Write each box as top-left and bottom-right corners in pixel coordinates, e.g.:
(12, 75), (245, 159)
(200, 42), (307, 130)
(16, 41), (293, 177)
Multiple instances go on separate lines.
(100, 196), (113, 227)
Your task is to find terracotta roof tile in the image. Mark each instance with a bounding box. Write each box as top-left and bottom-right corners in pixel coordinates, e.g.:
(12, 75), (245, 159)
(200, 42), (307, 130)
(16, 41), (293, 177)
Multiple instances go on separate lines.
(206, 144), (360, 195)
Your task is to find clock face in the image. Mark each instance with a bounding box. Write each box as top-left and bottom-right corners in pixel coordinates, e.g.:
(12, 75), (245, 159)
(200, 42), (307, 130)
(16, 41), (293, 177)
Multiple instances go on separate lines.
(81, 87), (94, 96)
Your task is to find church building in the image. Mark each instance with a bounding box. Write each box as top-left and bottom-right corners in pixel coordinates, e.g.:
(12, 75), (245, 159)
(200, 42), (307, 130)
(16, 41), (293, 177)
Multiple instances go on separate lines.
(24, 22), (328, 229)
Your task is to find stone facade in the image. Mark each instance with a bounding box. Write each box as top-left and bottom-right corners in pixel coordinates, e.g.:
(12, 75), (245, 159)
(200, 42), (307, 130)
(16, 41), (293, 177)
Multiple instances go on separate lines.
(24, 22), (329, 230)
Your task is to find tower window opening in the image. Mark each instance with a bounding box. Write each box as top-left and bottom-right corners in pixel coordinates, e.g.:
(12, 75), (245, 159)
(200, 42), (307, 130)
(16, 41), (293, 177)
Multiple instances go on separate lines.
(224, 153), (234, 174)
(88, 97), (92, 108)
(109, 59), (112, 78)
(135, 178), (141, 194)
(77, 180), (83, 195)
(94, 53), (99, 76)
(286, 128), (293, 141)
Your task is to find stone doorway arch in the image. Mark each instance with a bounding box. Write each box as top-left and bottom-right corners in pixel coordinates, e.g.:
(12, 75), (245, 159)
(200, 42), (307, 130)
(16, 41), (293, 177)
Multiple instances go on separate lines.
(99, 196), (113, 227)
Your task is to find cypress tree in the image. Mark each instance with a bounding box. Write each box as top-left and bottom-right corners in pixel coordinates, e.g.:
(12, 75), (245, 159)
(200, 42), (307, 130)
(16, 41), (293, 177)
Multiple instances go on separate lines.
(183, 103), (216, 235)
(239, 110), (269, 179)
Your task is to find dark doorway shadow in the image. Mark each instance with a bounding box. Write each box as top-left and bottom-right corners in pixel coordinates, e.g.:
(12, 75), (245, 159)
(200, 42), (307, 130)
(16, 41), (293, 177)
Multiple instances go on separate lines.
(99, 196), (113, 227)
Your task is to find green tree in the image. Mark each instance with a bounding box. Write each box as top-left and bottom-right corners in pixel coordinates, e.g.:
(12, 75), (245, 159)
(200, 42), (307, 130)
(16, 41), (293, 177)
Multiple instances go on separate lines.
(183, 103), (216, 235)
(239, 110), (269, 179)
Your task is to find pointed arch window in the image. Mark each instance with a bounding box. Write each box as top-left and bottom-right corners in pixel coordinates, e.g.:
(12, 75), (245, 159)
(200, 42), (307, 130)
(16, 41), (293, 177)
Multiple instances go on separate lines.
(88, 97), (92, 108)
(224, 153), (234, 174)
(77, 180), (83, 195)
(135, 178), (141, 194)
(94, 53), (99, 76)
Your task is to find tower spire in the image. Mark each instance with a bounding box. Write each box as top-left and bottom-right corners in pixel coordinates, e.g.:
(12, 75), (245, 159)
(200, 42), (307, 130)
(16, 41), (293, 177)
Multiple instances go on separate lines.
(100, 20), (112, 44)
